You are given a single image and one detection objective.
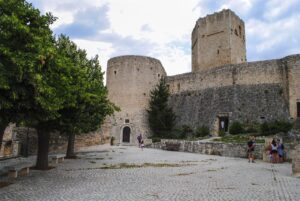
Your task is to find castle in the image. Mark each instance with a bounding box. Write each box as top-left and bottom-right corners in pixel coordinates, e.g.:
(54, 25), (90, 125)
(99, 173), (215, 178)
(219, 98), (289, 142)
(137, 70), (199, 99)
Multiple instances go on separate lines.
(105, 9), (300, 145)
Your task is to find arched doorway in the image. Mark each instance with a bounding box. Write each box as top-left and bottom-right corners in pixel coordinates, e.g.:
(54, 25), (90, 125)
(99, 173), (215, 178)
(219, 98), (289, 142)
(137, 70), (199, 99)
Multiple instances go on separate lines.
(122, 126), (131, 143)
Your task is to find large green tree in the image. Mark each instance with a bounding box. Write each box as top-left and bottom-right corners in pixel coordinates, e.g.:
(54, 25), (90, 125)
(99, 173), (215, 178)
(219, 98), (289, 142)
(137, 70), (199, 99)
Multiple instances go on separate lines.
(0, 0), (56, 150)
(54, 36), (116, 158)
(147, 78), (176, 138)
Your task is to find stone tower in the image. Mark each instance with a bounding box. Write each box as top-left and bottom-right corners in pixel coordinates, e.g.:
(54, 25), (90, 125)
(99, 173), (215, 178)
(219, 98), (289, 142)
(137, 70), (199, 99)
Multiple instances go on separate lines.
(106, 55), (166, 145)
(192, 9), (246, 72)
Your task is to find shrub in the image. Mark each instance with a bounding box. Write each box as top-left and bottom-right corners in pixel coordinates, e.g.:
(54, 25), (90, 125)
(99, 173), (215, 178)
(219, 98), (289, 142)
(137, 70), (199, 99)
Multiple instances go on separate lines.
(151, 138), (161, 143)
(219, 130), (226, 137)
(195, 126), (210, 137)
(259, 120), (293, 135)
(229, 121), (244, 135)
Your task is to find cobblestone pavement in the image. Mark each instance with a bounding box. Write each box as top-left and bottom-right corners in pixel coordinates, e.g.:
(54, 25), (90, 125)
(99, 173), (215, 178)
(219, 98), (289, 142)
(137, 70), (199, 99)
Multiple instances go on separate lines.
(1, 145), (300, 201)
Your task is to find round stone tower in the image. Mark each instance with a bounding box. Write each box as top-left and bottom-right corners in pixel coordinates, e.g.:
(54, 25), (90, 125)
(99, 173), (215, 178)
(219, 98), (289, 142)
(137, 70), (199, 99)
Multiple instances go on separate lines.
(106, 55), (166, 145)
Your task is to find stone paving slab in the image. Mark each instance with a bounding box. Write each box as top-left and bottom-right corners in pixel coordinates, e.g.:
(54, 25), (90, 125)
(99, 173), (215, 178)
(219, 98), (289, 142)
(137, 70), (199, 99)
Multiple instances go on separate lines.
(0, 145), (300, 201)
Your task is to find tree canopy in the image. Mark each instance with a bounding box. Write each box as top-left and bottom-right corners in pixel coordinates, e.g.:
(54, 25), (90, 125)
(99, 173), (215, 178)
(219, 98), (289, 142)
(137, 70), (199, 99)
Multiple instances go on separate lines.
(147, 78), (176, 138)
(0, 0), (117, 169)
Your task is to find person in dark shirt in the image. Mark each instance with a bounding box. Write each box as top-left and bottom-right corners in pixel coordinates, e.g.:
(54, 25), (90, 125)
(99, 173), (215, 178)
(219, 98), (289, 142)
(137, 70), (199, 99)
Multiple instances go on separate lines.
(247, 136), (256, 163)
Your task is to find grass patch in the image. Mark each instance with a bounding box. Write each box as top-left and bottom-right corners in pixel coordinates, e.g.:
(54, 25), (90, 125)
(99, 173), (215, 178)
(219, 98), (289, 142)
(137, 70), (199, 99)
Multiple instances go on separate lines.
(85, 157), (104, 160)
(173, 172), (194, 176)
(213, 134), (264, 144)
(65, 162), (195, 171)
(100, 162), (195, 169)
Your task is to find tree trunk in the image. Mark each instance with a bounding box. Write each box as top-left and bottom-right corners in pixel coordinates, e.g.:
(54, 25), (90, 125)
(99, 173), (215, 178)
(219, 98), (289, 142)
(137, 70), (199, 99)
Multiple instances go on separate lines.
(66, 131), (76, 159)
(35, 127), (50, 170)
(0, 123), (8, 151)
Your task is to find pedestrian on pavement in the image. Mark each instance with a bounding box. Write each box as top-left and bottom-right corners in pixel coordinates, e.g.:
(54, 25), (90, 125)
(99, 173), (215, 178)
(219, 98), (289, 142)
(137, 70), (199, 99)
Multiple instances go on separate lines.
(247, 136), (255, 163)
(137, 133), (142, 148)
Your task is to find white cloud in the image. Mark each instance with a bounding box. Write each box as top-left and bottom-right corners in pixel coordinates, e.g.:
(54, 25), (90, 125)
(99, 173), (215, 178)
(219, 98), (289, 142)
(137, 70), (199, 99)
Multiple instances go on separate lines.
(73, 39), (114, 70)
(28, 0), (300, 75)
(246, 13), (300, 59)
(219, 0), (254, 14)
(264, 0), (298, 20)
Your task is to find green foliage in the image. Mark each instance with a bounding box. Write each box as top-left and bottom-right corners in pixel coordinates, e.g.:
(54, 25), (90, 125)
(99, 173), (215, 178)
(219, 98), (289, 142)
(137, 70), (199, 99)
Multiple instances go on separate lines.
(54, 35), (117, 136)
(219, 130), (226, 137)
(151, 138), (161, 143)
(0, 1), (118, 168)
(214, 135), (265, 144)
(195, 126), (210, 137)
(0, 0), (57, 127)
(147, 78), (176, 138)
(229, 121), (244, 135)
(259, 120), (293, 135)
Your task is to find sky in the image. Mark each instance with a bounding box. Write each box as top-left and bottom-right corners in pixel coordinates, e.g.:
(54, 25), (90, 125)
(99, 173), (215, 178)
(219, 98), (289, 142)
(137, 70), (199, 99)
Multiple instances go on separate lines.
(27, 0), (300, 77)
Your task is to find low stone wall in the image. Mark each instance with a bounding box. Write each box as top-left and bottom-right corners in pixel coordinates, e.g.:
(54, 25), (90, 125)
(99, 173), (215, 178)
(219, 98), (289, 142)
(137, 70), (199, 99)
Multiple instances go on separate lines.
(0, 141), (20, 159)
(14, 127), (107, 155)
(149, 139), (295, 160)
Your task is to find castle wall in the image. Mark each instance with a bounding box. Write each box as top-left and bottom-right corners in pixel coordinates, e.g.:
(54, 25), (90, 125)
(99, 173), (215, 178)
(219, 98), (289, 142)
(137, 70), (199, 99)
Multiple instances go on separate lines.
(106, 55), (166, 145)
(192, 9), (246, 72)
(168, 84), (289, 134)
(167, 59), (282, 94)
(166, 57), (297, 134)
(283, 55), (300, 119)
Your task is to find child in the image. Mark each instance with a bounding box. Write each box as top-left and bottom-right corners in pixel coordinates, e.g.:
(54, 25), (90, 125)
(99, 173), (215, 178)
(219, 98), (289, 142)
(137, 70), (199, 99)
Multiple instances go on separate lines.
(141, 140), (144, 150)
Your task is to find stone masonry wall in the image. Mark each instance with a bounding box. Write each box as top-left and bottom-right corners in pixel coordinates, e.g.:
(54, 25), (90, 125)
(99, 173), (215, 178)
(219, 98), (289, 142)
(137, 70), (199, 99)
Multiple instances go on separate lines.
(192, 9), (246, 72)
(168, 83), (289, 132)
(150, 139), (295, 161)
(283, 55), (300, 119)
(14, 127), (106, 155)
(106, 56), (166, 145)
(167, 59), (282, 94)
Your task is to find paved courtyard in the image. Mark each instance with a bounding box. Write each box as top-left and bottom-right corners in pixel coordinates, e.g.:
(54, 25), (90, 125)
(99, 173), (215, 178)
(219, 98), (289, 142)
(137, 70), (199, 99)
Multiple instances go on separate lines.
(1, 145), (300, 201)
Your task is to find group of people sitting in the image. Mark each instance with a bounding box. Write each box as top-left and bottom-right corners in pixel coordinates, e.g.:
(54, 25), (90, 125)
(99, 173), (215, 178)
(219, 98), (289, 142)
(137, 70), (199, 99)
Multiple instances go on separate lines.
(266, 138), (285, 163)
(247, 136), (285, 164)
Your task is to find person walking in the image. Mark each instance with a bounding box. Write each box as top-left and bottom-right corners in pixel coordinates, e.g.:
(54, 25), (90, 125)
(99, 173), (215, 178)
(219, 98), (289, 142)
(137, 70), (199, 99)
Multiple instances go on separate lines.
(247, 136), (256, 163)
(137, 134), (142, 148)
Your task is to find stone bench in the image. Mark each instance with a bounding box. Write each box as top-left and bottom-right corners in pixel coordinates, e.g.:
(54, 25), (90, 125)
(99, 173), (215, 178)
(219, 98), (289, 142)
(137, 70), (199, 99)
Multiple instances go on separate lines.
(6, 162), (32, 178)
(49, 154), (65, 164)
(165, 143), (180, 151)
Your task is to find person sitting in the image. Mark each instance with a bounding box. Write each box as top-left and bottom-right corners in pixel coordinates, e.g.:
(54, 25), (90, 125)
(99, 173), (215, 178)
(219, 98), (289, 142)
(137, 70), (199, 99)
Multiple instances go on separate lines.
(277, 139), (284, 163)
(271, 139), (279, 163)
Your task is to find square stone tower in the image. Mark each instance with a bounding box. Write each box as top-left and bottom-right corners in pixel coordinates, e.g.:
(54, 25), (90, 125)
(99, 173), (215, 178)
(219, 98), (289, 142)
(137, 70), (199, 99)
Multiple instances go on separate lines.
(192, 9), (246, 72)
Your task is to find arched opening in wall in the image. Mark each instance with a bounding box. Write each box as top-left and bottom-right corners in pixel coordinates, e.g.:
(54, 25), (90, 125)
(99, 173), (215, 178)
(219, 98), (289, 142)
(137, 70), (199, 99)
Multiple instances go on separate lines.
(122, 126), (131, 143)
(239, 26), (242, 36)
(177, 83), (180, 92)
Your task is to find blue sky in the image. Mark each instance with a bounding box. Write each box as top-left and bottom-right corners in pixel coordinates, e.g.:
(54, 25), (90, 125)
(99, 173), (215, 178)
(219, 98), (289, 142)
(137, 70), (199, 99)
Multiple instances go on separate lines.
(27, 0), (300, 76)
